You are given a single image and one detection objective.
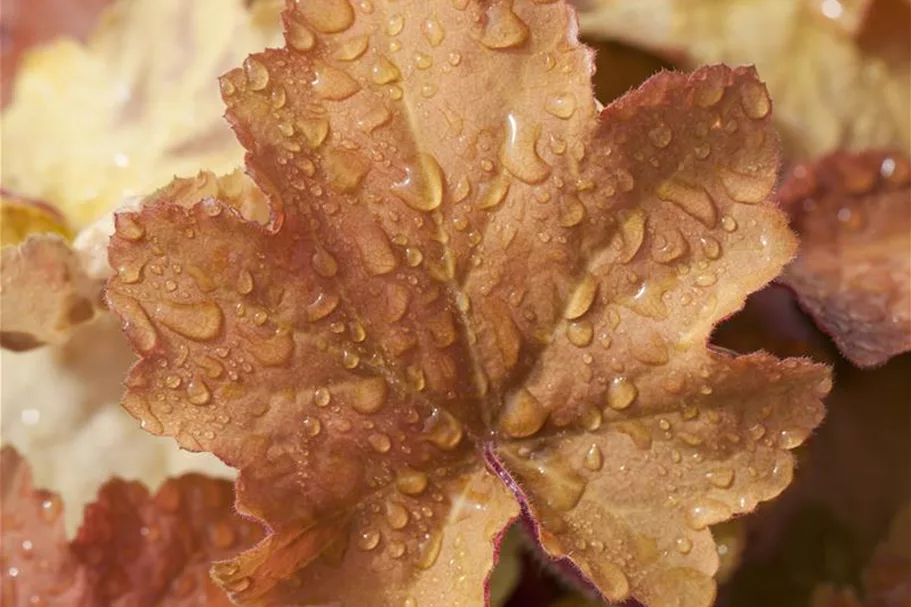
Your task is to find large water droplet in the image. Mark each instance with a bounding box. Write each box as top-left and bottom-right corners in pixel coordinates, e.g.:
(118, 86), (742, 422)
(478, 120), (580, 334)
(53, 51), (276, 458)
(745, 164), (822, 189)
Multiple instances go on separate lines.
(739, 80), (771, 119)
(424, 407), (464, 451)
(311, 63), (361, 100)
(656, 179), (717, 227)
(686, 499), (732, 530)
(248, 329), (295, 367)
(500, 389), (548, 438)
(243, 57), (270, 91)
(150, 300), (223, 341)
(396, 468), (429, 496)
(648, 122), (673, 148)
(706, 467), (735, 489)
(479, 4), (529, 49)
(355, 227), (398, 275)
(416, 531), (443, 569)
(348, 377), (387, 414)
(295, 0), (355, 33)
(564, 272), (598, 320)
(718, 166), (775, 204)
(371, 57), (401, 84)
(545, 93), (577, 119)
(108, 293), (158, 353)
(187, 377), (211, 406)
(385, 501), (410, 529)
(114, 214), (145, 241)
(566, 320), (594, 347)
(392, 153), (444, 211)
(333, 35), (369, 61)
(422, 15), (446, 47)
(500, 113), (550, 184)
(356, 528), (381, 551)
(605, 377), (637, 410)
(368, 433), (391, 453)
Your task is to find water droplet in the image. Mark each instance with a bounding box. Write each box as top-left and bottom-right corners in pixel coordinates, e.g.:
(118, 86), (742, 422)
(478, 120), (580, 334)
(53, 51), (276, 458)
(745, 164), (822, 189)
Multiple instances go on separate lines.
(686, 499), (732, 530)
(385, 501), (410, 529)
(333, 35), (369, 61)
(405, 247), (424, 267)
(719, 166), (776, 204)
(396, 468), (429, 495)
(324, 148), (370, 193)
(477, 174), (511, 209)
(114, 214), (144, 240)
(342, 349), (361, 369)
(314, 387), (331, 407)
(699, 236), (721, 259)
(720, 215), (738, 232)
(566, 320), (594, 347)
(371, 57), (401, 84)
(295, 0), (355, 33)
(693, 70), (725, 108)
(651, 228), (689, 264)
(416, 531), (443, 569)
(311, 63), (360, 100)
(479, 4), (529, 49)
(392, 153), (444, 211)
(500, 389), (548, 438)
(656, 179), (717, 227)
(448, 51), (462, 66)
(150, 300), (223, 341)
(616, 421), (652, 450)
(500, 449), (586, 512)
(424, 407), (464, 451)
(558, 196), (586, 227)
(706, 468), (735, 489)
(648, 123), (673, 148)
(357, 528), (381, 551)
(306, 291), (341, 321)
(605, 376), (637, 410)
(739, 80), (771, 119)
(500, 113), (550, 184)
(348, 377), (387, 414)
(592, 561), (630, 602)
(583, 444), (604, 471)
(40, 496), (63, 523)
(385, 13), (404, 36)
(311, 248), (339, 278)
(422, 15), (446, 47)
(243, 57), (270, 91)
(303, 416), (322, 437)
(564, 272), (598, 319)
(187, 378), (211, 406)
(248, 329), (295, 367)
(778, 427), (810, 449)
(355, 227), (398, 275)
(236, 269), (254, 295)
(674, 536), (693, 554)
(545, 94), (577, 119)
(368, 432), (391, 453)
(693, 143), (711, 160)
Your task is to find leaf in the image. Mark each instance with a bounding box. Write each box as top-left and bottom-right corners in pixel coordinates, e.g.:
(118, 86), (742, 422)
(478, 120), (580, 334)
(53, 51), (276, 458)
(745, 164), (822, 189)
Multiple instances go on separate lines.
(106, 2), (830, 606)
(810, 503), (910, 607)
(0, 233), (100, 351)
(778, 150), (911, 367)
(0, 0), (283, 230)
(574, 0), (911, 159)
(0, 446), (263, 607)
(0, 0), (112, 106)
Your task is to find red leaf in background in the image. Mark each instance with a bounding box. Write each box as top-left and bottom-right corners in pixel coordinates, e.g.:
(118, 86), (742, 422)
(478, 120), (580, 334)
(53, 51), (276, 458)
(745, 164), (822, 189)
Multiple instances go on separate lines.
(779, 150), (911, 367)
(0, 446), (263, 606)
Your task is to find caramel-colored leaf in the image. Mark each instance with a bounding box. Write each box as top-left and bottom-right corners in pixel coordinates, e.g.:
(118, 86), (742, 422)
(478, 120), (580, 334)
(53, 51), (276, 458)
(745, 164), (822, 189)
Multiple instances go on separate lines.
(0, 234), (100, 351)
(107, 2), (829, 606)
(778, 150), (911, 367)
(0, 0), (283, 229)
(0, 446), (262, 607)
(574, 0), (911, 159)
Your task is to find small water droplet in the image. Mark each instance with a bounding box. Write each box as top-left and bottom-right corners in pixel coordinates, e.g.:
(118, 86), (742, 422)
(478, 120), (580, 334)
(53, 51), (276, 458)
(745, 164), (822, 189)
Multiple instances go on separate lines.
(706, 468), (735, 489)
(296, 0), (355, 33)
(368, 432), (391, 453)
(686, 499), (732, 530)
(236, 269), (254, 294)
(583, 444), (604, 471)
(675, 536), (693, 554)
(720, 215), (738, 232)
(500, 113), (550, 184)
(357, 528), (381, 551)
(424, 407), (464, 451)
(311, 63), (360, 100)
(545, 94), (577, 119)
(371, 56), (401, 84)
(314, 387), (331, 407)
(739, 80), (771, 119)
(656, 179), (717, 227)
(416, 531), (443, 569)
(114, 214), (145, 241)
(648, 123), (673, 148)
(422, 15), (446, 47)
(566, 320), (594, 347)
(187, 378), (211, 406)
(479, 4), (529, 49)
(564, 272), (598, 320)
(151, 301), (223, 341)
(392, 153), (444, 211)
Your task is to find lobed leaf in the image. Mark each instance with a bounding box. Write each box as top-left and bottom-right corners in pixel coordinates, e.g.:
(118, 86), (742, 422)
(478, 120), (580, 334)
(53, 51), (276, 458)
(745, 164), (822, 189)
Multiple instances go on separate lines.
(778, 151), (911, 367)
(0, 446), (263, 607)
(573, 0), (911, 159)
(107, 1), (830, 606)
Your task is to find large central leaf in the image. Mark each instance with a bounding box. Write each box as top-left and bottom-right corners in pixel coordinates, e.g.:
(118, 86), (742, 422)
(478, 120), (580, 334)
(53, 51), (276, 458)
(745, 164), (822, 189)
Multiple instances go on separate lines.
(106, 1), (829, 606)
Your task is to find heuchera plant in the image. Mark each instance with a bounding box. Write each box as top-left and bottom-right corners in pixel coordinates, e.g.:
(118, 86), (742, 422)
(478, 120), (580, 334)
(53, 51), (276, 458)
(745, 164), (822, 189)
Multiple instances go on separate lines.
(9, 0), (830, 605)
